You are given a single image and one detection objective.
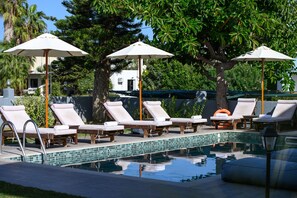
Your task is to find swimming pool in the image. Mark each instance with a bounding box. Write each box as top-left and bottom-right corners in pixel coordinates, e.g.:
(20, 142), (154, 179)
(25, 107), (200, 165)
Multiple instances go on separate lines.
(66, 142), (266, 182)
(14, 131), (264, 166)
(6, 130), (291, 181)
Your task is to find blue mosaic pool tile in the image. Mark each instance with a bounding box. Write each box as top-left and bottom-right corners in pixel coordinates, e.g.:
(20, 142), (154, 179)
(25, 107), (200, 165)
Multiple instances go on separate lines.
(7, 131), (277, 166)
(227, 132), (262, 144)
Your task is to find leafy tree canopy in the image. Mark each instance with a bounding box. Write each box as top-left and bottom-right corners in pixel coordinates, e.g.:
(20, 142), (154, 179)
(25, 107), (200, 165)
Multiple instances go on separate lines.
(142, 59), (216, 90)
(93, 0), (297, 108)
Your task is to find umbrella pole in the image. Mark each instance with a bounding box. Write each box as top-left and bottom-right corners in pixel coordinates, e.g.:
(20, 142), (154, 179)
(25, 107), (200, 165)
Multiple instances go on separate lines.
(45, 50), (49, 128)
(138, 56), (142, 120)
(261, 59), (265, 114)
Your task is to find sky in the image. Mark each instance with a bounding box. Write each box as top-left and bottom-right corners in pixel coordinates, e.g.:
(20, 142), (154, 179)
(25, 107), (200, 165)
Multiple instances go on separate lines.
(0, 0), (153, 40)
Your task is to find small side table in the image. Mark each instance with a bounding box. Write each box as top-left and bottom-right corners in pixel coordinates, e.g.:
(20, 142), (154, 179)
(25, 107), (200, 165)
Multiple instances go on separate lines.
(242, 115), (258, 129)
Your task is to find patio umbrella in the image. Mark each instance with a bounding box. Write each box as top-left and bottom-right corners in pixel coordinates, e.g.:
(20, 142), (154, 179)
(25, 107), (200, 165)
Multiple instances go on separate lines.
(5, 33), (88, 127)
(107, 41), (173, 119)
(232, 46), (294, 113)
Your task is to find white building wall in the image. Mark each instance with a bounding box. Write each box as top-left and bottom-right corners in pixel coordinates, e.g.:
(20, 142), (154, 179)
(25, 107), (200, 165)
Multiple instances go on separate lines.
(110, 70), (139, 91)
(28, 56), (57, 88)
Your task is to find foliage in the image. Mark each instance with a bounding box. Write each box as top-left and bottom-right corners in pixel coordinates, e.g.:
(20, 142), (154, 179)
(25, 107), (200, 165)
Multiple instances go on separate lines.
(0, 42), (32, 94)
(77, 71), (94, 95)
(226, 63), (262, 91)
(93, 0), (297, 109)
(13, 96), (55, 127)
(14, 3), (47, 43)
(51, 62), (90, 96)
(0, 0), (50, 42)
(51, 81), (63, 96)
(0, 0), (27, 42)
(181, 100), (206, 118)
(34, 87), (41, 96)
(143, 59), (216, 91)
(161, 97), (206, 118)
(143, 60), (263, 92)
(161, 97), (178, 117)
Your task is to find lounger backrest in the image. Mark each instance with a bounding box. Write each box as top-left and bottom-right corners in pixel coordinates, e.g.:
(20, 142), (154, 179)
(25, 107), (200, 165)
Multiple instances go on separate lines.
(104, 101), (134, 122)
(0, 105), (35, 131)
(271, 100), (297, 119)
(232, 98), (257, 117)
(51, 104), (85, 126)
(143, 101), (171, 120)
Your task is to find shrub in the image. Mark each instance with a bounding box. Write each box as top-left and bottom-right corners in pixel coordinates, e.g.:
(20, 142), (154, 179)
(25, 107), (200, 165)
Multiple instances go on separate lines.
(51, 81), (62, 96)
(161, 97), (206, 117)
(13, 96), (55, 127)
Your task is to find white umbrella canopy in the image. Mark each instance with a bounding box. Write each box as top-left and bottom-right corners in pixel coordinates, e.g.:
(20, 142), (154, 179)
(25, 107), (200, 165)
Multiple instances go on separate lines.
(107, 41), (174, 119)
(5, 33), (88, 56)
(232, 45), (294, 113)
(107, 41), (173, 59)
(232, 46), (293, 61)
(4, 33), (88, 127)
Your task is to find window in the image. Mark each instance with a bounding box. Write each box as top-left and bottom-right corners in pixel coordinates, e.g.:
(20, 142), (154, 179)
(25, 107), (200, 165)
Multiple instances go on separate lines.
(30, 79), (38, 88)
(118, 78), (123, 85)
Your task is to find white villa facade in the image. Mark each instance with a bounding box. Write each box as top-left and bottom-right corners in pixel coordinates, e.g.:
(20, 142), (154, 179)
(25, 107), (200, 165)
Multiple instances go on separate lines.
(24, 56), (56, 95)
(110, 70), (139, 91)
(26, 57), (141, 94)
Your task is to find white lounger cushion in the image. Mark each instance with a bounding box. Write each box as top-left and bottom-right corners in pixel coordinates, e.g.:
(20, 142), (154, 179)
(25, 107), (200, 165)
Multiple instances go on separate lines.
(78, 124), (124, 131)
(170, 118), (207, 124)
(210, 98), (257, 121)
(253, 100), (297, 123)
(232, 98), (257, 118)
(35, 127), (76, 135)
(0, 105), (76, 135)
(51, 103), (124, 131)
(143, 101), (207, 124)
(142, 101), (171, 120)
(50, 104), (85, 125)
(214, 113), (229, 117)
(191, 115), (202, 120)
(119, 120), (172, 127)
(104, 101), (172, 127)
(209, 116), (234, 121)
(1, 105), (33, 131)
(104, 101), (135, 122)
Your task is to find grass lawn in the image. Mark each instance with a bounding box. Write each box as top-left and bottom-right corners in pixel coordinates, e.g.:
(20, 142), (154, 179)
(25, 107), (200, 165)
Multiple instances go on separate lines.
(0, 181), (83, 198)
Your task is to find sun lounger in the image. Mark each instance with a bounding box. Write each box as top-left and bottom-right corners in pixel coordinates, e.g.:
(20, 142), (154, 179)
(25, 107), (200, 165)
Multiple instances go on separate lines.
(210, 98), (257, 129)
(50, 104), (125, 144)
(143, 101), (207, 134)
(0, 105), (77, 147)
(253, 100), (297, 131)
(103, 101), (172, 138)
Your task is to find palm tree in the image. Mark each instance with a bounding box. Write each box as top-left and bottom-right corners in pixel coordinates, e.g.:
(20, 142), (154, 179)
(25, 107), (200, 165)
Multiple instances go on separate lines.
(0, 0), (48, 94)
(14, 3), (47, 43)
(0, 0), (26, 42)
(0, 43), (31, 94)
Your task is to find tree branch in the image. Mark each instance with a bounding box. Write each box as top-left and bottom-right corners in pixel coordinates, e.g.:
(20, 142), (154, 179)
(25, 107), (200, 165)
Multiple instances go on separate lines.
(223, 61), (237, 70)
(199, 65), (216, 81)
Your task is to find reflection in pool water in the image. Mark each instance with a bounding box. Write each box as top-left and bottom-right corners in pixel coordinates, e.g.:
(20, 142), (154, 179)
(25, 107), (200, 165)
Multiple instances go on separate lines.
(67, 143), (265, 182)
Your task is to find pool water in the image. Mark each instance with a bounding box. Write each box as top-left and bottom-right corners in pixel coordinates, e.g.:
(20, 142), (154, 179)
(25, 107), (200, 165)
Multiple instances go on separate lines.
(66, 143), (265, 183)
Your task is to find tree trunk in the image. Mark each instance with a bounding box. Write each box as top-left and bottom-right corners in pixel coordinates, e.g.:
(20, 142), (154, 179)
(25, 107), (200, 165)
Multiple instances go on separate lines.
(4, 19), (14, 42)
(215, 65), (228, 109)
(92, 64), (110, 123)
